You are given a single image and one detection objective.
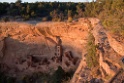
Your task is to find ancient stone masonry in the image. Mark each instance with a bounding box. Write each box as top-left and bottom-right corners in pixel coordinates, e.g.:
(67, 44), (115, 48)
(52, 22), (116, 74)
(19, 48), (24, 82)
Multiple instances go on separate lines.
(53, 36), (63, 63)
(56, 46), (63, 61)
(56, 36), (62, 46)
(0, 37), (5, 58)
(64, 51), (79, 67)
(0, 19), (96, 81)
(64, 51), (73, 61)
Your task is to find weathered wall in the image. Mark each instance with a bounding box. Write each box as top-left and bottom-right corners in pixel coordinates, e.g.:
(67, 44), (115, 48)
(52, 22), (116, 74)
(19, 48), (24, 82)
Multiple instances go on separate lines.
(0, 21), (89, 77)
(0, 18), (123, 82)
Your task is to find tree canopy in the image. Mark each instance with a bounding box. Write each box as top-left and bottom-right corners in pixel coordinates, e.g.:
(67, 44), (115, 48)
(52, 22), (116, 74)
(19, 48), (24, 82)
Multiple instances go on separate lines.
(0, 0), (124, 37)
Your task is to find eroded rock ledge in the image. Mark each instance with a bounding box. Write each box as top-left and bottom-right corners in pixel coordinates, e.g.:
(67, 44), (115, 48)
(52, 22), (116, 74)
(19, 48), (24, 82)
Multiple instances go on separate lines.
(0, 18), (124, 82)
(0, 20), (89, 78)
(71, 18), (123, 83)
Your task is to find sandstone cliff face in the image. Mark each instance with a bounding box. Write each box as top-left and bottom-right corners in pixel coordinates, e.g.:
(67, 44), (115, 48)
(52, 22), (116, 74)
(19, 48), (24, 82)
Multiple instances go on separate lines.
(0, 18), (123, 82)
(71, 18), (122, 83)
(0, 21), (89, 77)
(107, 34), (124, 56)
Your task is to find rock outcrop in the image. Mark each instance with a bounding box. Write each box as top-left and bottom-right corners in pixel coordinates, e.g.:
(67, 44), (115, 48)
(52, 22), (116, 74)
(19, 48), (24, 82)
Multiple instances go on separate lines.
(0, 18), (124, 82)
(0, 21), (89, 78)
(71, 18), (122, 83)
(107, 34), (124, 56)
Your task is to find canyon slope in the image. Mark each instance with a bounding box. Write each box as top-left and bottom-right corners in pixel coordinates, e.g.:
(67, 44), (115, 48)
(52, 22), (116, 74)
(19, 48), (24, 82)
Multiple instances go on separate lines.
(0, 18), (124, 82)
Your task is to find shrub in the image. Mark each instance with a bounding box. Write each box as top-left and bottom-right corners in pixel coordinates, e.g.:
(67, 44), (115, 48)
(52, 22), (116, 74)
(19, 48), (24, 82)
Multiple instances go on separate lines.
(68, 17), (73, 22)
(1, 17), (10, 22)
(42, 17), (48, 21)
(0, 71), (16, 83)
(23, 15), (30, 21)
(50, 66), (74, 83)
(86, 32), (99, 68)
(50, 66), (65, 83)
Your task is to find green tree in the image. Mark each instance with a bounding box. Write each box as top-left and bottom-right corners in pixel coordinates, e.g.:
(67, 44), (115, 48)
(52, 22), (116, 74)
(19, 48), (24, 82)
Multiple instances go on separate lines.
(50, 9), (60, 21)
(0, 2), (9, 16)
(31, 11), (36, 17)
(15, 0), (22, 7)
(76, 3), (85, 17)
(86, 32), (98, 68)
(51, 66), (65, 83)
(68, 10), (73, 22)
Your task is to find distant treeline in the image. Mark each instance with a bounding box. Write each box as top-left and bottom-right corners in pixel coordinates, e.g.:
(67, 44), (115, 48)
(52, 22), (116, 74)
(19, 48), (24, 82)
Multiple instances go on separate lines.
(0, 0), (85, 21)
(0, 0), (124, 37)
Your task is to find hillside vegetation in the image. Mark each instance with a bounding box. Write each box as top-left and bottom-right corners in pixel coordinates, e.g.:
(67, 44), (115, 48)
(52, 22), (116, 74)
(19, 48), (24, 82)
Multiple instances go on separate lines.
(1, 18), (124, 83)
(0, 0), (124, 83)
(0, 0), (124, 37)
